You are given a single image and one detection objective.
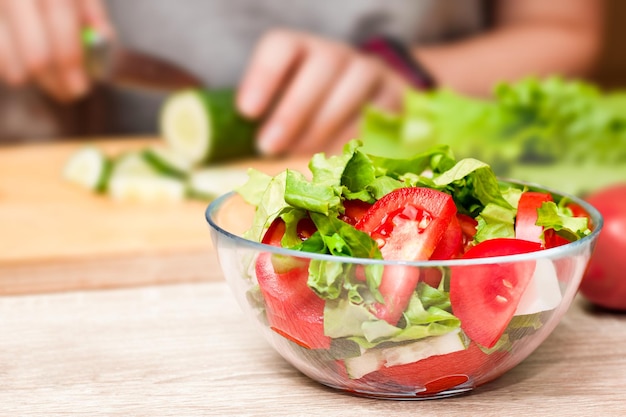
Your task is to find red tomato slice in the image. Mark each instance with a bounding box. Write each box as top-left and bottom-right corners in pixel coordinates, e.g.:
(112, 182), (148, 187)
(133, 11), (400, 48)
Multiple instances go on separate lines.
(423, 215), (464, 288)
(356, 187), (457, 261)
(457, 213), (478, 253)
(567, 202), (589, 219)
(450, 238), (542, 348)
(262, 218), (286, 246)
(543, 229), (571, 248)
(356, 187), (457, 324)
(515, 191), (553, 244)
(420, 267), (443, 289)
(363, 342), (507, 394)
(255, 253), (330, 349)
(371, 265), (421, 324)
(430, 215), (463, 260)
(262, 216), (317, 247)
(339, 199), (373, 226)
(296, 216), (316, 240)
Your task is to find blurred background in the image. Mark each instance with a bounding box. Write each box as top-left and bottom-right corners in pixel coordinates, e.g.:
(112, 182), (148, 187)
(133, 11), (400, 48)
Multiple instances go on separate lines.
(0, 0), (624, 145)
(593, 0), (626, 89)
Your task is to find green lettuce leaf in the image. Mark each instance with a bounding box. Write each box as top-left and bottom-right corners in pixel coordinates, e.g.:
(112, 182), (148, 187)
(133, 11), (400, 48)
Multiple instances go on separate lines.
(308, 140), (360, 187)
(243, 171), (288, 241)
(323, 282), (460, 349)
(360, 76), (626, 196)
(284, 169), (341, 216)
(536, 201), (591, 240)
(474, 203), (517, 243)
(301, 213), (384, 303)
(236, 168), (273, 206)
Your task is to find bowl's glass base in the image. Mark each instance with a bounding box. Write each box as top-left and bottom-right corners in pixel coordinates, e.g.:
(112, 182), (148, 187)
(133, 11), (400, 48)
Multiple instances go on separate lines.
(323, 382), (474, 401)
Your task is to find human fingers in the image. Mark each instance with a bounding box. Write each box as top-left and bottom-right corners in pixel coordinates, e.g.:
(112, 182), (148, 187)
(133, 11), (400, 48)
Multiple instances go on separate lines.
(79, 0), (115, 39)
(291, 53), (382, 155)
(237, 29), (303, 120)
(322, 68), (409, 156)
(2, 0), (51, 77)
(256, 36), (351, 155)
(366, 69), (407, 114)
(38, 0), (115, 101)
(324, 116), (361, 156)
(0, 12), (25, 85)
(38, 0), (87, 101)
(2, 0), (71, 101)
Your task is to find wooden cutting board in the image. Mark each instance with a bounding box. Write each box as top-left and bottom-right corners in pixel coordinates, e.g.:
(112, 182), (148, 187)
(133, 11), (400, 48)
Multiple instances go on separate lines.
(0, 137), (306, 295)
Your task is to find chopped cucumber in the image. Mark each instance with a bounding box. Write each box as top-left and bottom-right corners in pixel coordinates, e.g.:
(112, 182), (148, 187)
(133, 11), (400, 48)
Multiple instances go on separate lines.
(344, 330), (466, 379)
(108, 176), (186, 203)
(110, 152), (155, 177)
(160, 89), (257, 164)
(107, 152), (185, 203)
(383, 330), (467, 368)
(142, 146), (194, 179)
(63, 146), (111, 192)
(344, 349), (385, 380)
(514, 258), (562, 316)
(187, 167), (249, 200)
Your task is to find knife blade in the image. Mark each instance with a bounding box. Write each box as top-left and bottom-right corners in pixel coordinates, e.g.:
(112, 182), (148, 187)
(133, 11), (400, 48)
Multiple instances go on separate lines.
(82, 28), (204, 92)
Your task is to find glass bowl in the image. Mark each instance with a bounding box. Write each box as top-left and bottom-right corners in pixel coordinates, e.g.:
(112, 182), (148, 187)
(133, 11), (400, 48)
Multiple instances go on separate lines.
(205, 183), (602, 400)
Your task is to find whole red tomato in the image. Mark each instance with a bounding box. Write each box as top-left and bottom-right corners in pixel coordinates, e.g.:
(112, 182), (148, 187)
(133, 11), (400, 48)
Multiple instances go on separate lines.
(579, 184), (626, 311)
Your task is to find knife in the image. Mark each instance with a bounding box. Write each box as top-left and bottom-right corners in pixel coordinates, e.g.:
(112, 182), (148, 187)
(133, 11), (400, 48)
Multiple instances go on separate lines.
(82, 27), (204, 92)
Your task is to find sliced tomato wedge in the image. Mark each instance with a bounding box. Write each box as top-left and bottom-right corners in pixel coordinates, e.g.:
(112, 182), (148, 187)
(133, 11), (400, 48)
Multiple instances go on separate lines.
(543, 229), (571, 248)
(258, 216), (327, 349)
(566, 202), (589, 220)
(356, 187), (457, 261)
(450, 238), (542, 348)
(356, 187), (457, 324)
(339, 199), (373, 226)
(296, 216), (316, 240)
(261, 218), (286, 246)
(422, 216), (463, 288)
(430, 215), (463, 260)
(262, 216), (317, 247)
(255, 253), (330, 349)
(457, 213), (478, 253)
(363, 342), (507, 395)
(515, 191), (553, 244)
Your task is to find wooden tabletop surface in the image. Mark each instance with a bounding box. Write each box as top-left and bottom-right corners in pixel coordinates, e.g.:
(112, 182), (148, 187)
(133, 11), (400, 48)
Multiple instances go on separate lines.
(1, 281), (625, 417)
(0, 138), (306, 295)
(1, 139), (626, 416)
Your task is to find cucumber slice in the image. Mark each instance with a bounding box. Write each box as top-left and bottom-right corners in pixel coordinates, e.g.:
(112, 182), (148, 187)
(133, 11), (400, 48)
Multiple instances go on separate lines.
(107, 152), (186, 203)
(187, 167), (249, 200)
(514, 258), (562, 316)
(159, 89), (257, 164)
(343, 350), (385, 380)
(344, 330), (466, 379)
(142, 147), (194, 179)
(110, 152), (155, 177)
(63, 146), (111, 192)
(109, 176), (186, 203)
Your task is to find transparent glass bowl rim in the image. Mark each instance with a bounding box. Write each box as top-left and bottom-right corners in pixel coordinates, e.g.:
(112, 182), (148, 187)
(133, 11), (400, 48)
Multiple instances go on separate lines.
(205, 179), (604, 268)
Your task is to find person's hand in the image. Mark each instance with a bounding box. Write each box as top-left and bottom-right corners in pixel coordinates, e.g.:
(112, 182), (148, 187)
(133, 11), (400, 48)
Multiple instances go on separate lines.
(237, 29), (410, 156)
(0, 0), (113, 102)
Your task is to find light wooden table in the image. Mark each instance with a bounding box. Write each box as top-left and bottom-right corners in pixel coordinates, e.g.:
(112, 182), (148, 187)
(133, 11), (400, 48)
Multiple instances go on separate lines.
(0, 139), (306, 295)
(1, 281), (624, 417)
